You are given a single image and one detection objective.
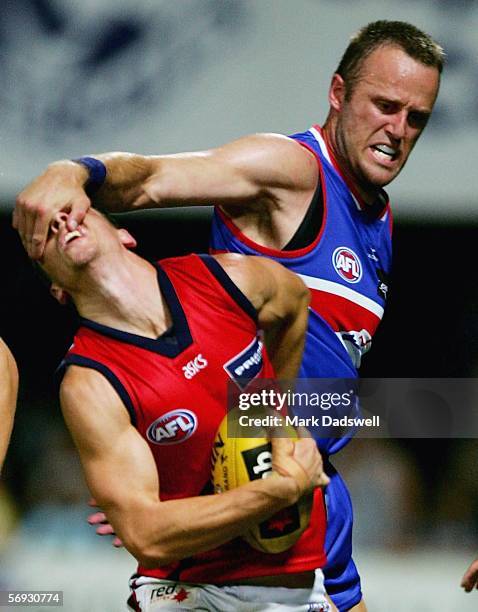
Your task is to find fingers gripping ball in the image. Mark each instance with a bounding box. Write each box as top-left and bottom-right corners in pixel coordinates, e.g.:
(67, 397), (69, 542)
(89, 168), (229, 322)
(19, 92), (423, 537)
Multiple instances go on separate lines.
(211, 410), (313, 554)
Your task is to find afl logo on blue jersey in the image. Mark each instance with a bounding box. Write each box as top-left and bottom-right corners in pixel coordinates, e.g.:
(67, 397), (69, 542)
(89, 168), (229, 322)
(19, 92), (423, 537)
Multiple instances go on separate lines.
(147, 409), (198, 445)
(333, 247), (362, 284)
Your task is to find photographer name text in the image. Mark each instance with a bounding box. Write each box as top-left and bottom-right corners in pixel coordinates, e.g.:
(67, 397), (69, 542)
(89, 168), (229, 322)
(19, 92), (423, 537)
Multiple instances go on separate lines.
(238, 414), (380, 428)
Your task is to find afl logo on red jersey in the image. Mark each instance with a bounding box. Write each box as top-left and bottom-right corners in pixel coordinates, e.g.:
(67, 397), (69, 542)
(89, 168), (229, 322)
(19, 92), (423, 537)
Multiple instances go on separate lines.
(147, 409), (198, 445)
(332, 247), (362, 283)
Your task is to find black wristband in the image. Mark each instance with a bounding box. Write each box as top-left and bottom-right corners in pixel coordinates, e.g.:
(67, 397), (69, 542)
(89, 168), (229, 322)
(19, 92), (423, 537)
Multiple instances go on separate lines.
(71, 156), (107, 196)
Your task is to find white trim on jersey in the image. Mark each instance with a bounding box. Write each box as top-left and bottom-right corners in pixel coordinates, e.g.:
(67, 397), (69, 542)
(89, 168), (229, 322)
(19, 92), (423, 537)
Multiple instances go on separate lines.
(308, 126), (362, 211)
(298, 273), (384, 319)
(309, 126), (331, 164)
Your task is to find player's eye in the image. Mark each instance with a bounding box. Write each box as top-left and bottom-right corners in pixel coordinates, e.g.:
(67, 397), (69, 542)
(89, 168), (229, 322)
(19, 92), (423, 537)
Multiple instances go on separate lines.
(376, 100), (396, 114)
(408, 111), (429, 130)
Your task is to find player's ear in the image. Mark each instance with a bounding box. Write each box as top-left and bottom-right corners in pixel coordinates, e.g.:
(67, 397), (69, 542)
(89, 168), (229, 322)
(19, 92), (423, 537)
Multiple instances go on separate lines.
(117, 228), (137, 250)
(50, 283), (70, 305)
(329, 73), (346, 112)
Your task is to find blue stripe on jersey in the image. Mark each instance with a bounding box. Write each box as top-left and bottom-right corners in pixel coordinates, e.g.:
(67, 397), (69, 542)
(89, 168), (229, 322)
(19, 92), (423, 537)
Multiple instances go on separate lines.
(198, 254), (258, 323)
(58, 353), (137, 426)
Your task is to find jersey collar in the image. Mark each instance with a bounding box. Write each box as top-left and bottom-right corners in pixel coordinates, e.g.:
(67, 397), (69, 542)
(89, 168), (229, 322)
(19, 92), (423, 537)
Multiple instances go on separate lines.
(311, 124), (389, 219)
(79, 261), (193, 357)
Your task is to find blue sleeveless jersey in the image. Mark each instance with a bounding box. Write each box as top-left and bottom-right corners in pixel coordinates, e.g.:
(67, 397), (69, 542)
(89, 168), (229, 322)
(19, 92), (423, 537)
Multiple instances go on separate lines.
(210, 125), (392, 609)
(210, 125), (392, 451)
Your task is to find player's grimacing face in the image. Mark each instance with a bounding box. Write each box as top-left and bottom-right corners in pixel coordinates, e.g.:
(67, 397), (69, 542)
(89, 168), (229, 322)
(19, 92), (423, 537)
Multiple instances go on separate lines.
(333, 45), (440, 192)
(40, 209), (118, 284)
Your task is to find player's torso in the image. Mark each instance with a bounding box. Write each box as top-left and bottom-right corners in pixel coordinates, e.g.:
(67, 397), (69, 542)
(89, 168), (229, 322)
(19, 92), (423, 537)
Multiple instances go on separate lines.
(61, 254), (327, 581)
(210, 125), (392, 376)
(62, 254), (272, 500)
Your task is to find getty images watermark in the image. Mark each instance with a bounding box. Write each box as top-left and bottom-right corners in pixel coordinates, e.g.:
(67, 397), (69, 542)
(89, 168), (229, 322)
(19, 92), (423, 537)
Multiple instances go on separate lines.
(227, 378), (478, 439)
(236, 387), (379, 430)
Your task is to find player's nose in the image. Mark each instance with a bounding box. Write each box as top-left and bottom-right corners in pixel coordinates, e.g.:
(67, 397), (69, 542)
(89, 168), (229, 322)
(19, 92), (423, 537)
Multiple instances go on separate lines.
(50, 212), (69, 234)
(385, 110), (407, 141)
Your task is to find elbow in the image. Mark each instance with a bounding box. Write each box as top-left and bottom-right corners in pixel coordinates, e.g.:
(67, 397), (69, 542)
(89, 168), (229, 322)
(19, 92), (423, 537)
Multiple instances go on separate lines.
(107, 500), (184, 568)
(133, 545), (163, 569)
(135, 547), (175, 570)
(123, 532), (180, 569)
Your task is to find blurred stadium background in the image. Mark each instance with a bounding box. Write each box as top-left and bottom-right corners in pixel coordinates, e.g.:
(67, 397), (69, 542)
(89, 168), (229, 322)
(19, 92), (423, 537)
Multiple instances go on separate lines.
(1, 1), (478, 610)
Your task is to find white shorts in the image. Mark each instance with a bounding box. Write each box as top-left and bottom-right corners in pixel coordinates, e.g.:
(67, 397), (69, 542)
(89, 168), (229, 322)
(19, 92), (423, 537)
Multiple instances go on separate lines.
(127, 571), (330, 611)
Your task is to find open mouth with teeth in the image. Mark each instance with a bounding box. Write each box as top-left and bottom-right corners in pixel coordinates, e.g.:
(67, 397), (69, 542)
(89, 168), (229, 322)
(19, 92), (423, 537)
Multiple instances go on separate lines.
(371, 144), (398, 163)
(64, 229), (82, 245)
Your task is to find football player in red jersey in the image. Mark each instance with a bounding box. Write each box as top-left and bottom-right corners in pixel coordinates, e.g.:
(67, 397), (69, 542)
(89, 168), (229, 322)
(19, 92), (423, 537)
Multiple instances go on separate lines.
(0, 338), (18, 473)
(32, 208), (334, 611)
(14, 21), (444, 612)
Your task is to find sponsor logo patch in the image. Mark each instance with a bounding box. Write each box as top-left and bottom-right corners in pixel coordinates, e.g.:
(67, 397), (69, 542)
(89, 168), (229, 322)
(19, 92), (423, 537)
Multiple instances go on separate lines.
(332, 246), (362, 283)
(146, 409), (197, 445)
(242, 445), (301, 538)
(242, 444), (273, 482)
(308, 603), (330, 612)
(223, 337), (263, 390)
(148, 583), (193, 605)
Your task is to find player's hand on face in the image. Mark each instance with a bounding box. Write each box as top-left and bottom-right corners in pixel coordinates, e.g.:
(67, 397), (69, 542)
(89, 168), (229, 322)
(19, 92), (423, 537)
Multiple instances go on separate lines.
(461, 558), (478, 592)
(270, 431), (329, 501)
(13, 162), (91, 259)
(87, 498), (123, 547)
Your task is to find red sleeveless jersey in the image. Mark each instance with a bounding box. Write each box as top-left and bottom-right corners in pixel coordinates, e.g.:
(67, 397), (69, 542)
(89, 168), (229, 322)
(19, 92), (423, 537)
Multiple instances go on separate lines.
(60, 254), (326, 582)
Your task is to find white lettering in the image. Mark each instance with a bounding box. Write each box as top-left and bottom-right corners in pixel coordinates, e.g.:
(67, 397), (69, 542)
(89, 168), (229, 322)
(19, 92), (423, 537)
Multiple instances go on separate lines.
(175, 416), (194, 432)
(183, 354), (208, 379)
(252, 451), (272, 477)
(165, 421), (179, 437)
(234, 343), (263, 376)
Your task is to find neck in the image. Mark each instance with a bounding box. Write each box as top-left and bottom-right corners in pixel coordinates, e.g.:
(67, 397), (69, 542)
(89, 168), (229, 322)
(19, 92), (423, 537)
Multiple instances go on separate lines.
(70, 252), (170, 338)
(322, 116), (381, 206)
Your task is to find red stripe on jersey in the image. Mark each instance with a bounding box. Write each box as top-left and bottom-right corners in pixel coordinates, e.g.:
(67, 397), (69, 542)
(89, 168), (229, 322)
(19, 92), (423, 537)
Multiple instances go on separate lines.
(312, 124), (391, 220)
(309, 288), (381, 335)
(387, 204), (394, 236)
(213, 147), (328, 260)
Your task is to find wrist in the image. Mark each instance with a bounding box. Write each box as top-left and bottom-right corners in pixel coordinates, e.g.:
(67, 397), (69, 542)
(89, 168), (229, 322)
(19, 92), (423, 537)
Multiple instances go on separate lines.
(266, 471), (301, 506)
(71, 156), (107, 196)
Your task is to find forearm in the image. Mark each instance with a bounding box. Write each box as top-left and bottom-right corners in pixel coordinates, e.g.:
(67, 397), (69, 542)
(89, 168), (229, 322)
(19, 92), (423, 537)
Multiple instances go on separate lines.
(105, 472), (298, 567)
(52, 150), (263, 213)
(49, 153), (157, 213)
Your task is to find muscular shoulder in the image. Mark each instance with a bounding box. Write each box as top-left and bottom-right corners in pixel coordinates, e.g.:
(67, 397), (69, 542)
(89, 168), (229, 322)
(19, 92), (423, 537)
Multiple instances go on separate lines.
(60, 365), (131, 454)
(211, 133), (319, 192)
(60, 365), (124, 414)
(212, 253), (307, 311)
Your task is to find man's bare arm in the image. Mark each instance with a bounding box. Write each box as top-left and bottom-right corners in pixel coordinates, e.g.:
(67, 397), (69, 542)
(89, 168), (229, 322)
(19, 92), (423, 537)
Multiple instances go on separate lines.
(462, 558), (478, 592)
(60, 366), (327, 568)
(15, 134), (318, 259)
(0, 339), (18, 473)
(214, 254), (310, 380)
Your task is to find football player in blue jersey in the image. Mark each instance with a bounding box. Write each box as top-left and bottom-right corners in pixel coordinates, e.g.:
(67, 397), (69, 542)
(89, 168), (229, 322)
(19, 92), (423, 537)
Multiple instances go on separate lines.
(15, 20), (444, 612)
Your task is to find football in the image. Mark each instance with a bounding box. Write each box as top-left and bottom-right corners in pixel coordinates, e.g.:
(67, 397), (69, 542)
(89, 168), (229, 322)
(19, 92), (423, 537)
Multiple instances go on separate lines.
(211, 409), (313, 554)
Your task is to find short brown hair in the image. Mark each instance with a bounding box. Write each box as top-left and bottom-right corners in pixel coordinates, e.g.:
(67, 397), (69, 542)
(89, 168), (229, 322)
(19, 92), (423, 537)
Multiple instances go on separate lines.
(336, 20), (445, 98)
